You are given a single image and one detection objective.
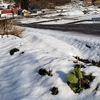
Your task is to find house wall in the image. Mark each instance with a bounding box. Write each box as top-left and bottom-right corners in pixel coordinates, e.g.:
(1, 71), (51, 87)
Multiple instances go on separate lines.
(2, 9), (18, 14)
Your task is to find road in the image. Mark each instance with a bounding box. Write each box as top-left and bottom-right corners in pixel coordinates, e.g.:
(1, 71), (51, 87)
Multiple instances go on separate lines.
(20, 22), (100, 37)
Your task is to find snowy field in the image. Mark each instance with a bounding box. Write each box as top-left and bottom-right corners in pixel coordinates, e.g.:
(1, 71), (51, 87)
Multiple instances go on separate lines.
(18, 0), (100, 24)
(1, 0), (100, 100)
(1, 27), (100, 100)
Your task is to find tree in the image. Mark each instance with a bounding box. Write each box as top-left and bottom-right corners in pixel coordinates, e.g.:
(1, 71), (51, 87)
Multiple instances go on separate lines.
(14, 0), (29, 10)
(30, 0), (71, 9)
(3, 0), (14, 3)
(14, 0), (21, 3)
(21, 0), (29, 10)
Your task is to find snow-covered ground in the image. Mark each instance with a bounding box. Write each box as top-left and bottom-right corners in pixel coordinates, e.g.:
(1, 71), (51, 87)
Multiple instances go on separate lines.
(1, 0), (100, 100)
(1, 27), (100, 100)
(18, 0), (100, 24)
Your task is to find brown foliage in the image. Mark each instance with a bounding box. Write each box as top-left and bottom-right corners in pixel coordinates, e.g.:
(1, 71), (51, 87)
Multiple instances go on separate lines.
(30, 0), (71, 9)
(0, 19), (25, 37)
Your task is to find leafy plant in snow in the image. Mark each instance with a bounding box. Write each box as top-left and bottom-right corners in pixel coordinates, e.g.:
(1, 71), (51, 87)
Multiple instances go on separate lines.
(9, 48), (19, 55)
(38, 68), (53, 76)
(92, 60), (100, 67)
(67, 67), (95, 93)
(38, 69), (47, 76)
(75, 64), (85, 68)
(82, 73), (95, 89)
(67, 67), (83, 93)
(50, 87), (59, 95)
(73, 56), (91, 63)
(47, 69), (53, 76)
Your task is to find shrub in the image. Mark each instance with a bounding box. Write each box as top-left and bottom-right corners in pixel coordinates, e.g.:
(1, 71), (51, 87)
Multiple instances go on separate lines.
(38, 68), (53, 76)
(10, 48), (19, 55)
(73, 56), (91, 63)
(75, 64), (85, 68)
(50, 87), (59, 95)
(67, 67), (95, 93)
(46, 69), (53, 76)
(0, 19), (25, 37)
(92, 60), (100, 67)
(38, 68), (47, 76)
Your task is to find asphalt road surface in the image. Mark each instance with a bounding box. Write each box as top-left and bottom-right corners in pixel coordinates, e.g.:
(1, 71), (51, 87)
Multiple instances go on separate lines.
(20, 22), (100, 37)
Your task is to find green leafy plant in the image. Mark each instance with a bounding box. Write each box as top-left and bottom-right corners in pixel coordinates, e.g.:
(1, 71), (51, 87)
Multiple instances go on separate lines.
(50, 87), (59, 95)
(67, 67), (95, 93)
(38, 69), (53, 76)
(9, 48), (19, 55)
(46, 69), (53, 76)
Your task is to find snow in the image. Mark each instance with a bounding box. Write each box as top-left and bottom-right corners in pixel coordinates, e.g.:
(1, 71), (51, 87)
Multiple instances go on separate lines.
(1, 0), (100, 100)
(19, 4), (100, 24)
(1, 28), (100, 100)
(0, 0), (13, 8)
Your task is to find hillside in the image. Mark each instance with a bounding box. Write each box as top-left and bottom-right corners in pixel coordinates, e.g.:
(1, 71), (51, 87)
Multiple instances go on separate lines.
(1, 0), (100, 100)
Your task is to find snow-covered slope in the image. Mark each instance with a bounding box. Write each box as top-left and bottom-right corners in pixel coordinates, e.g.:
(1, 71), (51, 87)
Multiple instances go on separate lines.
(0, 28), (100, 100)
(1, 1), (100, 100)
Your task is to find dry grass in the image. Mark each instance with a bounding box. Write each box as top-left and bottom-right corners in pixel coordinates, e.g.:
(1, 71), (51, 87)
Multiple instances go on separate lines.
(0, 19), (25, 38)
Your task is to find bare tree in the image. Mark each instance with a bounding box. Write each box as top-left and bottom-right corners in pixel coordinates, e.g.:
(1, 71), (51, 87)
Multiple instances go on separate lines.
(30, 0), (71, 9)
(0, 18), (25, 37)
(3, 0), (14, 3)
